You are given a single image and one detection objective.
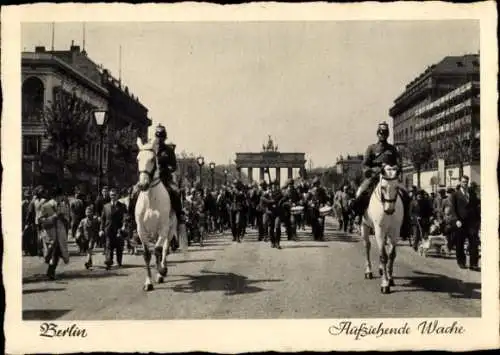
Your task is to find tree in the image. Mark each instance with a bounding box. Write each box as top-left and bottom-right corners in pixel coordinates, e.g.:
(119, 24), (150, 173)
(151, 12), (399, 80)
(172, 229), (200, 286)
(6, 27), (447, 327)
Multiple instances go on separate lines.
(110, 124), (139, 188)
(41, 88), (96, 183)
(406, 139), (433, 189)
(112, 124), (138, 163)
(443, 132), (480, 179)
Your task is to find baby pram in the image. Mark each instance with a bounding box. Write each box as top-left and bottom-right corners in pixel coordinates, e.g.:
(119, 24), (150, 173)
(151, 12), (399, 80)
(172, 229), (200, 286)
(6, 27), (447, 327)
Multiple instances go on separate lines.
(418, 219), (450, 258)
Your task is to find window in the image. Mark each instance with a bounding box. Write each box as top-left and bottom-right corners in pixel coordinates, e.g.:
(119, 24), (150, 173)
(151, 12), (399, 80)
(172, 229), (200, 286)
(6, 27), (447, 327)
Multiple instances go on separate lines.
(22, 77), (44, 122)
(23, 135), (41, 155)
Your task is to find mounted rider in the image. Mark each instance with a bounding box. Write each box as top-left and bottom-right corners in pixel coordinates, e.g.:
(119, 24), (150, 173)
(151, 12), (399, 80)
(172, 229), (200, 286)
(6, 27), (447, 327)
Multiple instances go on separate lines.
(152, 124), (186, 233)
(350, 121), (411, 239)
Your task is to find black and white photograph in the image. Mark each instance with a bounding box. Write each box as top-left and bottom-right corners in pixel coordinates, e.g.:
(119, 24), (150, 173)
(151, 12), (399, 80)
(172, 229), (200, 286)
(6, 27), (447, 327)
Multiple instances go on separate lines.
(2, 2), (498, 353)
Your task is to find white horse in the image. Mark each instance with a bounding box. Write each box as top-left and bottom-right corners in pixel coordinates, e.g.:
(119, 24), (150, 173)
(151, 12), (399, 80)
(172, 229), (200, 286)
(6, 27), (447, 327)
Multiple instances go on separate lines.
(135, 137), (178, 291)
(361, 164), (404, 294)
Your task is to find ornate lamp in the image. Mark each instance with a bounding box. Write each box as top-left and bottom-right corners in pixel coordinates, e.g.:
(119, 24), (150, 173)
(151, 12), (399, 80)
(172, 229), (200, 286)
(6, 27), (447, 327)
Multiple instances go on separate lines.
(197, 156), (205, 186)
(93, 110), (108, 192)
(209, 162), (216, 189)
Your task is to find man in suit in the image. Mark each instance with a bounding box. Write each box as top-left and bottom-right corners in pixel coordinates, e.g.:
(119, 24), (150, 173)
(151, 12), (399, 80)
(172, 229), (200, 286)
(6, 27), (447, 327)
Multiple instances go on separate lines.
(339, 185), (352, 233)
(450, 175), (481, 271)
(230, 179), (247, 242)
(99, 188), (127, 270)
(70, 190), (86, 253)
(94, 186), (110, 248)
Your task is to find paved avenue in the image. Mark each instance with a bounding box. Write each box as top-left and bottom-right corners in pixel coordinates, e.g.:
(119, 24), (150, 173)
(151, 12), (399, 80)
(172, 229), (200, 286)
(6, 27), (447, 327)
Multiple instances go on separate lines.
(23, 217), (481, 320)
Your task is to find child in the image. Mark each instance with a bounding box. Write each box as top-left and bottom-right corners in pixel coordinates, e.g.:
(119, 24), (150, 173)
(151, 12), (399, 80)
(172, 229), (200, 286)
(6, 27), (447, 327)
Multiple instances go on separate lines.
(76, 206), (100, 269)
(118, 214), (133, 256)
(429, 217), (442, 236)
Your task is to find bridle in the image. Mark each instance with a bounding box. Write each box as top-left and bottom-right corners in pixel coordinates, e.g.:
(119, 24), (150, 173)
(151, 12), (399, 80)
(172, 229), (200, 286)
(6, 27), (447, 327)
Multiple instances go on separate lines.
(138, 148), (161, 188)
(377, 168), (399, 204)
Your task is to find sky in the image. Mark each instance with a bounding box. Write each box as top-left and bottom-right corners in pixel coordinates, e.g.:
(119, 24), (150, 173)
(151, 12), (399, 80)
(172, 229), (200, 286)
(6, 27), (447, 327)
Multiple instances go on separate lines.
(22, 21), (479, 169)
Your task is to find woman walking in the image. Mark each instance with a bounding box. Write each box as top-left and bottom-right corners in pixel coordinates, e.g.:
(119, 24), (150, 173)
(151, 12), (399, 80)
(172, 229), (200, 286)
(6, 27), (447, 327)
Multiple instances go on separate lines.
(38, 186), (70, 280)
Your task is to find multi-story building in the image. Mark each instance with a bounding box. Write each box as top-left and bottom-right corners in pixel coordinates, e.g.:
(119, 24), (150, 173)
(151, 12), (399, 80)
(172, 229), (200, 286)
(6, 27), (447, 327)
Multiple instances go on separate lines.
(413, 80), (480, 191)
(100, 69), (151, 189)
(22, 43), (151, 192)
(389, 54), (480, 190)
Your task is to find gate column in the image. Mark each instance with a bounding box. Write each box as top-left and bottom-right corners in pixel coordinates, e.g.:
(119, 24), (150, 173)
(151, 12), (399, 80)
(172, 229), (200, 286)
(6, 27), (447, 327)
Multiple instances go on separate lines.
(259, 167), (265, 182)
(248, 167), (253, 183)
(275, 167), (281, 186)
(287, 167), (293, 180)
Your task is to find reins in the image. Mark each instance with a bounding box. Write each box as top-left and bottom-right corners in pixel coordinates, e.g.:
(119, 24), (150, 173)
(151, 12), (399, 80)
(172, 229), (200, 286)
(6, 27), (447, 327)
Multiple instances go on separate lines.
(138, 148), (161, 189)
(375, 170), (399, 204)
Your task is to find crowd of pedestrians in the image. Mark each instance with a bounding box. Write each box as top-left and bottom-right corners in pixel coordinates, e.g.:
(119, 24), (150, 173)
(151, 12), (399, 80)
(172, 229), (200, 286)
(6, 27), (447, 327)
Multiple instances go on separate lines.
(406, 175), (481, 271)
(21, 172), (481, 281)
(22, 185), (130, 279)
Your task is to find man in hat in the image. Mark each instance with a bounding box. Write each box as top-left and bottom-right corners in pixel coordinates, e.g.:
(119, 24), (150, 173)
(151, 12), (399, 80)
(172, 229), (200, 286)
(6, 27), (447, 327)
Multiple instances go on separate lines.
(99, 188), (127, 269)
(268, 179), (286, 249)
(70, 190), (86, 253)
(283, 178), (301, 240)
(309, 177), (329, 240)
(230, 179), (247, 242)
(350, 121), (411, 239)
(152, 124), (186, 241)
(24, 185), (47, 256)
(254, 181), (267, 240)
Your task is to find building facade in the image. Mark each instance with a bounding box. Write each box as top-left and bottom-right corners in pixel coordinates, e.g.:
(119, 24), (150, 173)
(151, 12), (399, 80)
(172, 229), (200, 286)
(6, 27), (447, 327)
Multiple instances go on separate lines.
(389, 54), (480, 190)
(22, 43), (151, 192)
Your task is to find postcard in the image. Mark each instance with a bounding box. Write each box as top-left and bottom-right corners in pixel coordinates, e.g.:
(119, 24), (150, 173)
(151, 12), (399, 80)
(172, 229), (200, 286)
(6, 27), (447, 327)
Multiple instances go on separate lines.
(1, 1), (499, 353)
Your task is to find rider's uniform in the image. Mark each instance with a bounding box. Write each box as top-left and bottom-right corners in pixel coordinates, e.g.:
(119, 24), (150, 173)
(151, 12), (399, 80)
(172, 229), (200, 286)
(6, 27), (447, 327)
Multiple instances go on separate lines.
(269, 183), (285, 248)
(230, 184), (247, 240)
(359, 141), (401, 194)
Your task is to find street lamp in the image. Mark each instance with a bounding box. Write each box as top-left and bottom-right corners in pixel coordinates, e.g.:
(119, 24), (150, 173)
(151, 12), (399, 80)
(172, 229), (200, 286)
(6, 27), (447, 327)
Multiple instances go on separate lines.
(93, 110), (107, 192)
(209, 162), (216, 189)
(197, 156), (205, 186)
(223, 168), (228, 186)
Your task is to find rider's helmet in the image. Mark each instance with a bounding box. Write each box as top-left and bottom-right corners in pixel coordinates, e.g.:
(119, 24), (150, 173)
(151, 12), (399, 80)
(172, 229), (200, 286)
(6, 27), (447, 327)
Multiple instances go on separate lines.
(155, 124), (167, 140)
(377, 121), (390, 138)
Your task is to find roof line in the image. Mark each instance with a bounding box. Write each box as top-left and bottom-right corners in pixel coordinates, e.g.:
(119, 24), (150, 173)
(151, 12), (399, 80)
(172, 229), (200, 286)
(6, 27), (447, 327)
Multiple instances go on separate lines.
(22, 52), (109, 97)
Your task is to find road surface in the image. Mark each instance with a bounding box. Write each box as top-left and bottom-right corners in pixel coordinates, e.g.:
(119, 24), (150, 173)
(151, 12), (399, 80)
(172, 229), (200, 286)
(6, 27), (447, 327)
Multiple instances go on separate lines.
(22, 217), (481, 320)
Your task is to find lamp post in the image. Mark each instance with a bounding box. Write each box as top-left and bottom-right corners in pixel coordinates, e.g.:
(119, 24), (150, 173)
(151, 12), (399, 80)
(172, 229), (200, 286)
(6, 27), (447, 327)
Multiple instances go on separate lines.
(93, 110), (107, 192)
(223, 168), (228, 186)
(197, 156), (205, 186)
(209, 162), (215, 189)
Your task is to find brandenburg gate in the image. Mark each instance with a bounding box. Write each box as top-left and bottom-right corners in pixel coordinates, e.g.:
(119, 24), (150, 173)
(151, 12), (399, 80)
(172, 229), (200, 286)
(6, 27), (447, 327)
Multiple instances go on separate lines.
(235, 135), (306, 185)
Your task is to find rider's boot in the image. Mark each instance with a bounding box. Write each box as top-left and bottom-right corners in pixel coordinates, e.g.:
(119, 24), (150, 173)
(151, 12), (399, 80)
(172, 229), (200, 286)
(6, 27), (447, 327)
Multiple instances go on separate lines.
(164, 180), (184, 251)
(398, 189), (411, 241)
(349, 192), (367, 224)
